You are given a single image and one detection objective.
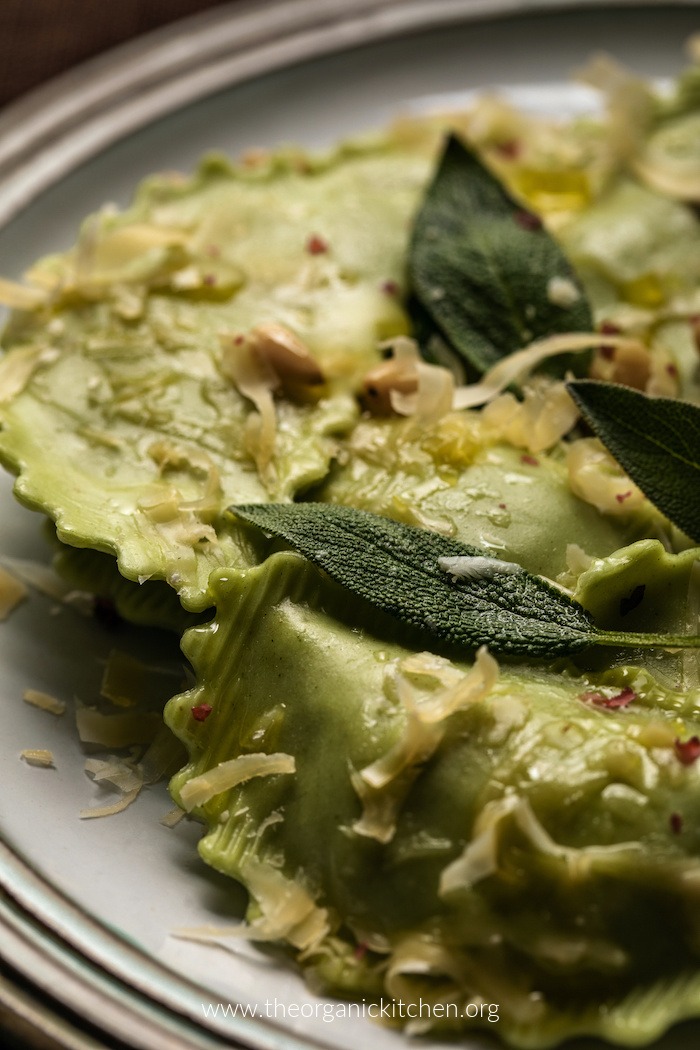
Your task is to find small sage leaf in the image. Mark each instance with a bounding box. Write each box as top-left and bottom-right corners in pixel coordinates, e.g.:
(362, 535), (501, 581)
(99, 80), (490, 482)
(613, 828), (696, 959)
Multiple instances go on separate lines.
(568, 379), (700, 544)
(409, 134), (593, 375)
(229, 503), (700, 659)
(231, 504), (700, 656)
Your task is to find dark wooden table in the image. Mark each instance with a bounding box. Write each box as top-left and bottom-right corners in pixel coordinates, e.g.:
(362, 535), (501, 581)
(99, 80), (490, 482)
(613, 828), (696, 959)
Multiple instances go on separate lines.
(0, 0), (232, 110)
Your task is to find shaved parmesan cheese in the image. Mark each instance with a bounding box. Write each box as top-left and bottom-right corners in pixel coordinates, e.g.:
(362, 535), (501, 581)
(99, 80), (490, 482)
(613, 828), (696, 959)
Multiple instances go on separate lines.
(220, 335), (278, 479)
(566, 543), (596, 576)
(0, 564), (27, 620)
(452, 331), (643, 410)
(179, 752), (296, 812)
(439, 796), (520, 894)
(367, 337), (454, 425)
(75, 705), (161, 747)
(567, 437), (646, 515)
(79, 786), (141, 820)
(160, 807), (186, 828)
(0, 346), (46, 404)
(389, 340), (453, 423)
(23, 689), (66, 716)
(242, 859), (330, 952)
(352, 648), (497, 842)
(0, 277), (46, 310)
(20, 749), (55, 768)
(392, 358), (454, 425)
(0, 556), (72, 600)
(138, 725), (186, 785)
(385, 936), (470, 1036)
(439, 795), (642, 897)
(481, 380), (580, 452)
(69, 221), (189, 294)
(147, 441), (223, 521)
(61, 590), (99, 617)
(174, 861), (330, 953)
(84, 756), (144, 794)
(79, 756), (145, 819)
(358, 675), (443, 794)
(634, 155), (700, 201)
(349, 765), (405, 845)
(408, 646), (499, 726)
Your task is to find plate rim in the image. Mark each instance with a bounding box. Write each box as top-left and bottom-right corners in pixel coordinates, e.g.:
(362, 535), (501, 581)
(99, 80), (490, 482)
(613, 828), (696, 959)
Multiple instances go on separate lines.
(0, 0), (696, 226)
(0, 837), (331, 1050)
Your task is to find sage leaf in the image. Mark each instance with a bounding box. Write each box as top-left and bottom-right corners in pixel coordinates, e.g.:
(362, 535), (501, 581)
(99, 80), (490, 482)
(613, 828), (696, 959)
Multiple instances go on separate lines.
(409, 134), (593, 375)
(568, 380), (700, 543)
(230, 503), (700, 657)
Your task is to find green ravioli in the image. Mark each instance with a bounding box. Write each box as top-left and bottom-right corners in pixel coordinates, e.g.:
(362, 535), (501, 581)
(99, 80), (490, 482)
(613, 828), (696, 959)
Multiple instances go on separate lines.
(316, 414), (652, 580)
(167, 552), (700, 1046)
(0, 137), (434, 609)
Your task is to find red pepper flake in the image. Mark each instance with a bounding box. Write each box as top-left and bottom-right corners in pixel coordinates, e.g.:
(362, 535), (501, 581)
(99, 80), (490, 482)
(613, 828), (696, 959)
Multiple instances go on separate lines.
(674, 736), (700, 765)
(520, 454), (539, 467)
(606, 687), (636, 708)
(353, 941), (369, 961)
(670, 812), (684, 834)
(202, 273), (217, 286)
(579, 691), (603, 705)
(306, 234), (328, 255)
(493, 139), (521, 160)
(598, 322), (620, 360)
(380, 279), (399, 297)
(666, 363), (679, 377)
(579, 687), (636, 710)
(498, 502), (507, 510)
(233, 334), (245, 346)
(514, 210), (542, 232)
(691, 316), (700, 352)
(191, 703), (213, 722)
(615, 490), (633, 504)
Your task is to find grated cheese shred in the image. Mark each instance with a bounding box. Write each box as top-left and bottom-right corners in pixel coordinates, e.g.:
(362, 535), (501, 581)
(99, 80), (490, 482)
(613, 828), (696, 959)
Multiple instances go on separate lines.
(0, 564), (28, 620)
(20, 749), (55, 768)
(80, 786), (141, 820)
(179, 752), (296, 812)
(173, 862), (330, 952)
(452, 331), (646, 410)
(352, 648), (498, 842)
(23, 689), (66, 716)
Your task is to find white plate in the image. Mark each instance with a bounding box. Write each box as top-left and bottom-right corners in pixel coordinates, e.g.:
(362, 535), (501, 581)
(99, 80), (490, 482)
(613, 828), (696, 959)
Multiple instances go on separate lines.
(2, 2), (700, 1047)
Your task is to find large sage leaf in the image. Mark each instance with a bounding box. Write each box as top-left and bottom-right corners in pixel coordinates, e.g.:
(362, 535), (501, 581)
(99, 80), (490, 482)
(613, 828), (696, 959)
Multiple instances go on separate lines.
(409, 134), (593, 375)
(230, 503), (700, 657)
(568, 379), (700, 543)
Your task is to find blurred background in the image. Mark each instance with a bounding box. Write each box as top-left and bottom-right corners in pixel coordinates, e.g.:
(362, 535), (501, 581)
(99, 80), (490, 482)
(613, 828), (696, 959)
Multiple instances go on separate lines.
(0, 0), (234, 109)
